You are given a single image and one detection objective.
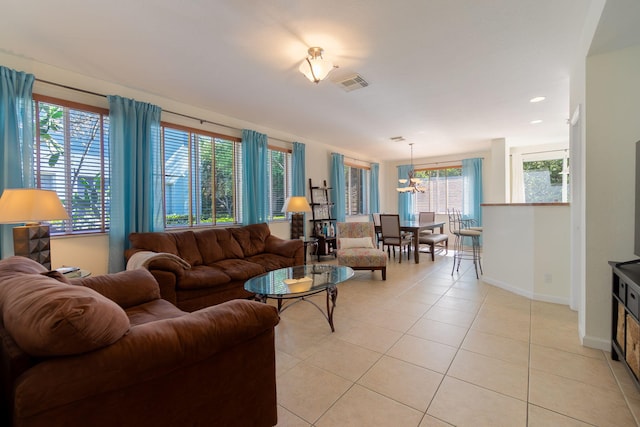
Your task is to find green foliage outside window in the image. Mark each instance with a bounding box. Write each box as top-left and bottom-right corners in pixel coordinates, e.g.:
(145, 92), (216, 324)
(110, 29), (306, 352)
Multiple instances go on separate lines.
(36, 101), (109, 233)
(523, 159), (568, 202)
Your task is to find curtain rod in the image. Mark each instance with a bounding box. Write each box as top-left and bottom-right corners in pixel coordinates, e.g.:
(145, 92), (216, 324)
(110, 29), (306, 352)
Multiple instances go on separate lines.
(344, 155), (373, 165)
(510, 148), (568, 156)
(34, 78), (292, 144)
(413, 157), (484, 168)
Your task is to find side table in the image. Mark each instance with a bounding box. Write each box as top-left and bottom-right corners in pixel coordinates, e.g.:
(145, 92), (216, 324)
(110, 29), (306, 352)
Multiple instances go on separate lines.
(58, 266), (92, 279)
(303, 238), (318, 264)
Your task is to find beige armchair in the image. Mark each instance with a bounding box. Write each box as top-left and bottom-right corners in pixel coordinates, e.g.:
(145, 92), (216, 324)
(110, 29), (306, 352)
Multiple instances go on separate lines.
(336, 222), (387, 280)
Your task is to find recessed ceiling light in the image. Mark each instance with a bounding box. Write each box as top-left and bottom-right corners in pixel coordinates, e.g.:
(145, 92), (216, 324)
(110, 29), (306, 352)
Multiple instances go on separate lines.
(530, 119), (543, 124)
(530, 96), (546, 103)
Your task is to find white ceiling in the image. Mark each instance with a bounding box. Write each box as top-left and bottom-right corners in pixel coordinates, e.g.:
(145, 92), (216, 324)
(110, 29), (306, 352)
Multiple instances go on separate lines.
(0, 0), (604, 160)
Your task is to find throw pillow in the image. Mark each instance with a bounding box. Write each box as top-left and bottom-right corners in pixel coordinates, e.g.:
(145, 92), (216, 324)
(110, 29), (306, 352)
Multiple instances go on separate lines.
(340, 237), (374, 249)
(41, 270), (71, 284)
(0, 274), (130, 357)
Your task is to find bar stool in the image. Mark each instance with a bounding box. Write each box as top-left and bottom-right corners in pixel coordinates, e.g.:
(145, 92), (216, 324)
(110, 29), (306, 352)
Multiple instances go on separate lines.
(449, 209), (482, 278)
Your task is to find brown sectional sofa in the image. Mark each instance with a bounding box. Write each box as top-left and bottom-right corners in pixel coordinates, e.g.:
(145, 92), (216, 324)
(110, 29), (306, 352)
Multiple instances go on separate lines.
(126, 223), (304, 311)
(0, 256), (279, 427)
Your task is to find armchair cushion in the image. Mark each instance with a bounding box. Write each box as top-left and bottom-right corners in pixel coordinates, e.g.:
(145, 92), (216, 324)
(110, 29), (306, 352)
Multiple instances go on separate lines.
(337, 248), (387, 268)
(339, 237), (375, 249)
(336, 222), (387, 280)
(0, 273), (130, 357)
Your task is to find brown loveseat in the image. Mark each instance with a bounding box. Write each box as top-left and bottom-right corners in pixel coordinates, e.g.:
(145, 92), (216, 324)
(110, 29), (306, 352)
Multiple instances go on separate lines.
(0, 256), (280, 427)
(126, 223), (304, 311)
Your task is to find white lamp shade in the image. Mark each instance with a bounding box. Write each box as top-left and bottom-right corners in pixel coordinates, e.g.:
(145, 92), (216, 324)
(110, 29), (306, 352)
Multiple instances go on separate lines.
(0, 188), (69, 224)
(283, 196), (312, 213)
(299, 58), (334, 83)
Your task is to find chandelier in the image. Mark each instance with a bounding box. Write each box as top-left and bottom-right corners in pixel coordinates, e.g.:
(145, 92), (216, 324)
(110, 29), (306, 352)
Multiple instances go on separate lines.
(299, 47), (335, 84)
(396, 143), (425, 193)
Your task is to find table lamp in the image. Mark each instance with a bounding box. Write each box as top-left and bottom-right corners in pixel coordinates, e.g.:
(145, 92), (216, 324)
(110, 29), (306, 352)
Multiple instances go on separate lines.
(0, 188), (70, 269)
(283, 196), (312, 240)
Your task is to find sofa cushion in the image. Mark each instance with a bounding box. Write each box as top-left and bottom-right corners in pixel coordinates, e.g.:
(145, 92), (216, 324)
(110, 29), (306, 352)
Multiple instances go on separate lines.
(0, 256), (47, 279)
(0, 274), (130, 357)
(194, 228), (244, 263)
(246, 253), (297, 271)
(229, 223), (270, 257)
(178, 265), (232, 290)
(129, 232), (179, 255)
(172, 230), (203, 266)
(73, 268), (161, 309)
(41, 269), (72, 283)
(211, 259), (266, 281)
(125, 299), (186, 326)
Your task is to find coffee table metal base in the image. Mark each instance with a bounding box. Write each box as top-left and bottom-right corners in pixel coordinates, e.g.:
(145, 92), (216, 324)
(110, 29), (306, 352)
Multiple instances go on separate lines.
(256, 285), (338, 332)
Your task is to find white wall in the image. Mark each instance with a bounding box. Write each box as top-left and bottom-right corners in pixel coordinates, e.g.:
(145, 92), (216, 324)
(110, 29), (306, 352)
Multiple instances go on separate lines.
(584, 44), (640, 349)
(482, 204), (571, 304)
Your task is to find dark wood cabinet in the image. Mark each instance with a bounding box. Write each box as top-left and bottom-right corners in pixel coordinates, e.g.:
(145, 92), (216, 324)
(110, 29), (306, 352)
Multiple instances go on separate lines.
(611, 260), (640, 389)
(309, 179), (336, 258)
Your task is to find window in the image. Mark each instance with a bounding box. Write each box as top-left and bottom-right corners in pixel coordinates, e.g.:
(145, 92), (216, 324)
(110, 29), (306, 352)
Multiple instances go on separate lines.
(522, 152), (570, 202)
(162, 124), (241, 227)
(161, 124), (292, 227)
(413, 167), (463, 214)
(344, 164), (369, 215)
(267, 147), (292, 221)
(34, 96), (110, 234)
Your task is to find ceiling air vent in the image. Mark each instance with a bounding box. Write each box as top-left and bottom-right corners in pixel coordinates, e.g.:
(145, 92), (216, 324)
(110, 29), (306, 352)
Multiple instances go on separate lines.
(335, 73), (369, 92)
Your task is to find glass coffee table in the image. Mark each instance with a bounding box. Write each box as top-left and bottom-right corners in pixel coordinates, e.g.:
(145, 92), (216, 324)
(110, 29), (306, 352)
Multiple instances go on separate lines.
(244, 264), (354, 332)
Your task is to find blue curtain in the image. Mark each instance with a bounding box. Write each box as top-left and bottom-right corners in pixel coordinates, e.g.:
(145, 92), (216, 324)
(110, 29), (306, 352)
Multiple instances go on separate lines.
(397, 164), (415, 221)
(369, 162), (380, 213)
(330, 153), (346, 222)
(242, 129), (268, 224)
(0, 66), (34, 259)
(292, 141), (305, 196)
(108, 95), (162, 272)
(462, 158), (483, 225)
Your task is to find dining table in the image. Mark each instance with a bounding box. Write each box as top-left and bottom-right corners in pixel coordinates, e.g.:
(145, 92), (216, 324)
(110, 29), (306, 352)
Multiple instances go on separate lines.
(399, 220), (446, 263)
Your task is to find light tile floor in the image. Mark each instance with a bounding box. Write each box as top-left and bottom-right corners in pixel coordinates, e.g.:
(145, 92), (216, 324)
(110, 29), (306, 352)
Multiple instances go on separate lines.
(273, 254), (640, 427)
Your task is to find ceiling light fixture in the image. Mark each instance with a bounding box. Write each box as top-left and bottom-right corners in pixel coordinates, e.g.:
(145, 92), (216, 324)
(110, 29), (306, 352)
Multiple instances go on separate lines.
(396, 143), (425, 193)
(530, 119), (543, 124)
(299, 47), (335, 84)
(530, 96), (546, 103)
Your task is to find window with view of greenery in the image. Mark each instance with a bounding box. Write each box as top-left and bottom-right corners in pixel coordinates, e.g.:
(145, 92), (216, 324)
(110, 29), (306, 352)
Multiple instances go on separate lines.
(162, 125), (240, 227)
(32, 96), (293, 232)
(523, 158), (570, 202)
(162, 125), (292, 227)
(34, 96), (110, 234)
(344, 165), (369, 215)
(268, 148), (291, 221)
(413, 167), (462, 214)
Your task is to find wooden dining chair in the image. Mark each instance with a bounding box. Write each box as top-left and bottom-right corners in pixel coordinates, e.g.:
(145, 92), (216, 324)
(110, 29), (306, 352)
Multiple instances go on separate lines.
(418, 211), (448, 261)
(379, 214), (412, 263)
(371, 213), (383, 249)
(418, 212), (436, 236)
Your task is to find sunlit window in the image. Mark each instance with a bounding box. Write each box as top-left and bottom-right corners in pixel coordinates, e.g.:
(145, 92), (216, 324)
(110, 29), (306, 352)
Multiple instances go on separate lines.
(34, 96), (110, 234)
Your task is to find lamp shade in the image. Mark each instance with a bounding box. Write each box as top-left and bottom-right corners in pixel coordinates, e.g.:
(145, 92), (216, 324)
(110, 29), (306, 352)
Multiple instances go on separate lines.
(0, 189), (69, 224)
(283, 196), (312, 213)
(299, 47), (334, 83)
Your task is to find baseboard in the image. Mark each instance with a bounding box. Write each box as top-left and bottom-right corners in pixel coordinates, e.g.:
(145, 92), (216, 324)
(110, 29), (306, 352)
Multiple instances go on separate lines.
(482, 276), (569, 305)
(580, 334), (610, 351)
